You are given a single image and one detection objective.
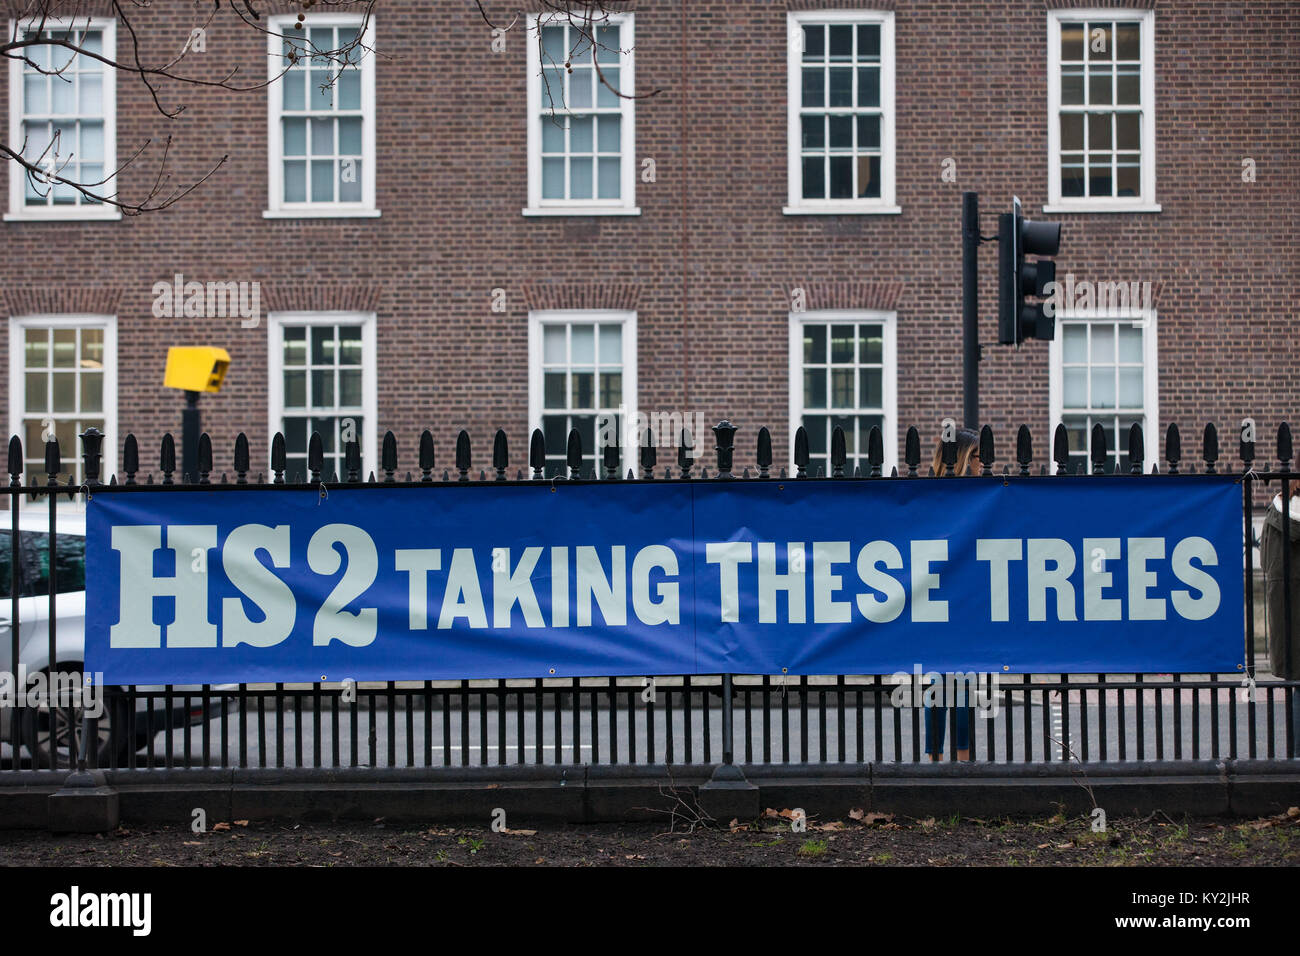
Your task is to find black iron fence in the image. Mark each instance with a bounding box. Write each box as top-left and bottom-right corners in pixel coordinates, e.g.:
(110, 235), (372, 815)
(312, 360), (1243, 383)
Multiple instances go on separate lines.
(2, 417), (1296, 776)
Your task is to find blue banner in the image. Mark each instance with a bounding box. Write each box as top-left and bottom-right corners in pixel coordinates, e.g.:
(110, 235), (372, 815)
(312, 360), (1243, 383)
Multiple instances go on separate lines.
(85, 477), (1245, 683)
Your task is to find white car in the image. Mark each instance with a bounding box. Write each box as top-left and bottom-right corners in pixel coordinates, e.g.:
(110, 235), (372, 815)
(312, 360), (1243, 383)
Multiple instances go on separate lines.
(0, 509), (220, 768)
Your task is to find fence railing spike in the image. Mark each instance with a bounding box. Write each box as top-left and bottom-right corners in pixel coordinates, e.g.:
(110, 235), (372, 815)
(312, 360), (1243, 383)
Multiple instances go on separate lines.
(868, 425), (883, 477)
(978, 425), (994, 477)
(1016, 425), (1032, 478)
(7, 434), (22, 484)
(566, 428), (583, 480)
(1166, 423), (1182, 475)
(1202, 422), (1219, 474)
(160, 433), (175, 485)
(1090, 422), (1107, 475)
(831, 426), (847, 478)
(1278, 422), (1293, 468)
(382, 430), (398, 482)
(234, 432), (250, 484)
(1239, 417), (1256, 467)
(905, 425), (920, 478)
(757, 426), (772, 478)
(271, 432), (286, 484)
(493, 429), (509, 480)
(195, 432), (212, 484)
(793, 426), (809, 478)
(308, 432), (324, 483)
(712, 420), (737, 478)
(419, 429), (435, 481)
(1052, 423), (1069, 476)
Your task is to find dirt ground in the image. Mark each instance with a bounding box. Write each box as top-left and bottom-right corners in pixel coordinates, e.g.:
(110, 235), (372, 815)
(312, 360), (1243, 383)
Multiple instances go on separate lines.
(1, 806), (1298, 866)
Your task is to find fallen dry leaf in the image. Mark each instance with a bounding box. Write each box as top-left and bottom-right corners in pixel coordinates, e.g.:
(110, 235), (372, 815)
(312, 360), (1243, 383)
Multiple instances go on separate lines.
(502, 828), (537, 836)
(182, 841), (201, 846)
(233, 820), (249, 827)
(728, 819), (750, 832)
(211, 822), (231, 832)
(919, 818), (937, 829)
(813, 821), (845, 832)
(624, 854), (646, 861)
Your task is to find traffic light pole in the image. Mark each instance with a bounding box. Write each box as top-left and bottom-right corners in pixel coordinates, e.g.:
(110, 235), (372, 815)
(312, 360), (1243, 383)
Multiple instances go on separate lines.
(961, 191), (980, 430)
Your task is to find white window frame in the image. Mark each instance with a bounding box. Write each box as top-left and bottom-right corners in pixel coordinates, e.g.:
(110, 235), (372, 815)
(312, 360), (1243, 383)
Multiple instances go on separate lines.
(264, 13), (378, 218)
(1049, 308), (1158, 469)
(266, 311), (378, 477)
(523, 12), (638, 217)
(6, 17), (119, 221)
(1045, 9), (1159, 214)
(784, 10), (898, 216)
(527, 309), (638, 470)
(788, 309), (898, 474)
(7, 314), (118, 483)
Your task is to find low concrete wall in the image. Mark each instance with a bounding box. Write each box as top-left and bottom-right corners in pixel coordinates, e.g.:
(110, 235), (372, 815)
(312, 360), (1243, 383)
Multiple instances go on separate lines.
(3, 760), (1298, 831)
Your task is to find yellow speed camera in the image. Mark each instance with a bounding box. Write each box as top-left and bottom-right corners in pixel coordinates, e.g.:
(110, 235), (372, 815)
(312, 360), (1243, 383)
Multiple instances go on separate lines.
(164, 347), (230, 393)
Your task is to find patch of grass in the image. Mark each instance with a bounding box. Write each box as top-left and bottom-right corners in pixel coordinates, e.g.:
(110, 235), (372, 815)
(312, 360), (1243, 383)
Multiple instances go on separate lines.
(941, 813), (961, 829)
(873, 851), (894, 863)
(458, 836), (485, 855)
(797, 839), (828, 858)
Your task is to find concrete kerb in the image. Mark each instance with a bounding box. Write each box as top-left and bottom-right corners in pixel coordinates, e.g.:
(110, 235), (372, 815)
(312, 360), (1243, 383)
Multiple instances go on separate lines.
(1, 760), (1296, 832)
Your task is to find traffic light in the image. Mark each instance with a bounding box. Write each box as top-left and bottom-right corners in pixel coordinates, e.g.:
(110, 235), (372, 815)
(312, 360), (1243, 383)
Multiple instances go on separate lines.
(998, 197), (1061, 345)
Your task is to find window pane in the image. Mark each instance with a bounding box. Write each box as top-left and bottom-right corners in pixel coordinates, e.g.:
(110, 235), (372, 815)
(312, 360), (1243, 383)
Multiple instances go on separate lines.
(23, 74), (47, 113)
(25, 373), (45, 413)
(802, 68), (824, 108)
(25, 330), (48, 369)
(338, 325), (362, 363)
(859, 327), (882, 364)
(803, 325), (825, 364)
(828, 68), (852, 107)
(284, 370), (306, 408)
(1116, 67), (1140, 104)
(802, 25), (824, 60)
(282, 70), (305, 110)
(1091, 324), (1115, 362)
(544, 372), (566, 408)
(1061, 112), (1085, 151)
(1061, 163), (1085, 197)
(542, 117), (565, 153)
(1063, 324), (1086, 362)
(570, 157), (593, 199)
(1061, 69), (1084, 105)
(802, 157), (825, 199)
(857, 67), (880, 107)
(830, 325), (854, 363)
(52, 330), (76, 368)
(1061, 23), (1085, 61)
(803, 369), (826, 409)
(1119, 367), (1143, 407)
(828, 25), (853, 61)
(339, 160), (362, 202)
(1118, 324), (1143, 362)
(284, 118), (307, 156)
(859, 369), (882, 408)
(339, 117), (362, 155)
(857, 114), (880, 150)
(828, 156), (852, 198)
(543, 325), (566, 363)
(542, 157), (564, 198)
(828, 115), (852, 149)
(802, 115), (824, 150)
(570, 115), (593, 153)
(283, 327), (307, 364)
(1063, 367), (1087, 407)
(338, 369), (361, 407)
(571, 325), (594, 363)
(1115, 113), (1141, 150)
(338, 70), (361, 110)
(1091, 368), (1116, 408)
(858, 25), (881, 59)
(284, 160), (307, 202)
(51, 372), (75, 412)
(311, 117), (334, 156)
(1115, 22), (1141, 60)
(599, 372), (621, 407)
(803, 416), (828, 455)
(596, 68), (619, 107)
(858, 155), (880, 198)
(311, 159), (335, 201)
(1089, 71), (1113, 106)
(597, 114), (620, 152)
(1087, 113), (1111, 150)
(570, 67), (593, 109)
(831, 369), (853, 406)
(82, 372), (103, 412)
(598, 324), (621, 363)
(311, 326), (335, 365)
(312, 370), (335, 408)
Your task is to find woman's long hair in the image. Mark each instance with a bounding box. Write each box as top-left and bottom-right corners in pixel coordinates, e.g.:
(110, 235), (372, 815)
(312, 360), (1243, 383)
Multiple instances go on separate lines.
(931, 427), (980, 476)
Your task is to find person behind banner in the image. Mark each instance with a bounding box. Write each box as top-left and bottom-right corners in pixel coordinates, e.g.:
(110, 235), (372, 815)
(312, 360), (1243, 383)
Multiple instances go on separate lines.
(924, 427), (979, 762)
(1260, 474), (1300, 744)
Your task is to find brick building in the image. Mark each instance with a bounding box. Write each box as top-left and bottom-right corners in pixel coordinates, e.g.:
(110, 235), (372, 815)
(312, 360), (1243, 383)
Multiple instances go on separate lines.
(1, 0), (1296, 484)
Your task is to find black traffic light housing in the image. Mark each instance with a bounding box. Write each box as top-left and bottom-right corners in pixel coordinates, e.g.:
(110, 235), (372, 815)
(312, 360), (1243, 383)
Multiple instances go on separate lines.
(998, 197), (1062, 345)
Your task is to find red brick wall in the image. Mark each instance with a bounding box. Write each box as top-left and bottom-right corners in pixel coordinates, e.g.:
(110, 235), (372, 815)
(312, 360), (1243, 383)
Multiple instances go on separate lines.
(0, 0), (1296, 479)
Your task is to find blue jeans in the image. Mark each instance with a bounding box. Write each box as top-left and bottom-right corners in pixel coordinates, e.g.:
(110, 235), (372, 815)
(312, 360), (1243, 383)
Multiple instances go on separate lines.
(924, 704), (974, 755)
